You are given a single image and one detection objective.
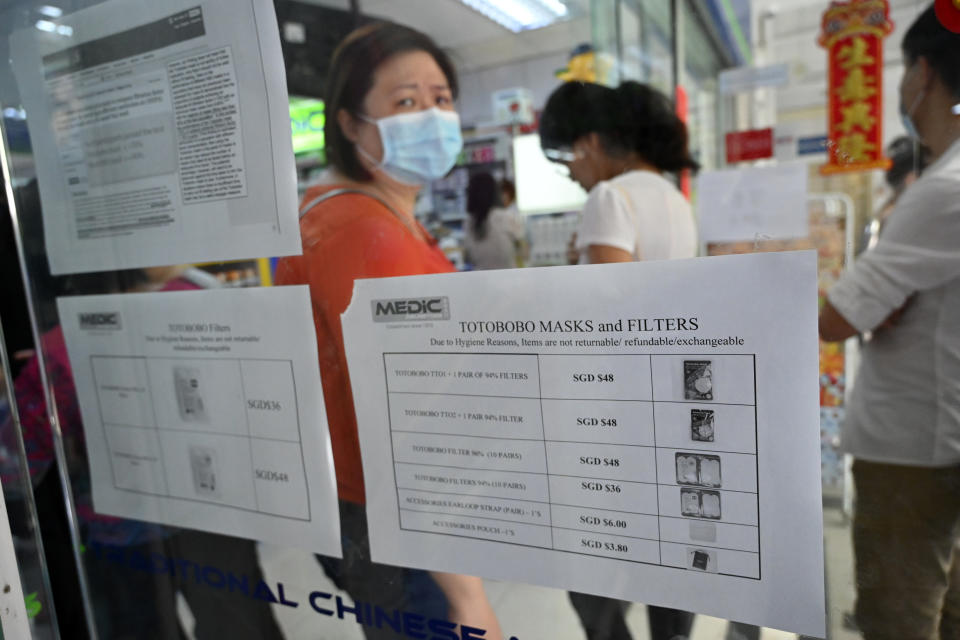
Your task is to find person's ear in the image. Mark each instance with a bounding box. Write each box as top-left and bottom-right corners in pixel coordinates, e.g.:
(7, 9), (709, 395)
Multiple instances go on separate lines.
(916, 57), (935, 91)
(585, 132), (605, 155)
(338, 109), (361, 144)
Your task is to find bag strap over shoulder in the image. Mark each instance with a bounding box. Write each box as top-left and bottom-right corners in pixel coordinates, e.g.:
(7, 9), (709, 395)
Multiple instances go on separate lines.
(298, 187), (419, 237)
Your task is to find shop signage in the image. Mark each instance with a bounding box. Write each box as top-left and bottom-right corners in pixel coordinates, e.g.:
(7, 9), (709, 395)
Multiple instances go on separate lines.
(817, 0), (894, 174)
(718, 63), (790, 95)
(491, 87), (535, 126)
(798, 135), (830, 155)
(725, 128), (774, 163)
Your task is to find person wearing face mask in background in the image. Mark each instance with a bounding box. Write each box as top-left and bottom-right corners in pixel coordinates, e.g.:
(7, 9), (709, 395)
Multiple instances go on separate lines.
(538, 80), (698, 640)
(819, 5), (960, 639)
(274, 22), (502, 640)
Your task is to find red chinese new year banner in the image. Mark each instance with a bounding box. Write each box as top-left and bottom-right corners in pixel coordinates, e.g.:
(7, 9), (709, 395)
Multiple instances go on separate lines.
(818, 0), (894, 174)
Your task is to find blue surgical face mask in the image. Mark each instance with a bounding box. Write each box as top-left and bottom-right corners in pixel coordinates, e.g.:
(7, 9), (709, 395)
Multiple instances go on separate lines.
(358, 108), (463, 185)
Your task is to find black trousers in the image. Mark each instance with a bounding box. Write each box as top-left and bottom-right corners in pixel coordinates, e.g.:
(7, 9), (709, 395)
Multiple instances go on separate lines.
(316, 500), (437, 640)
(569, 591), (695, 640)
(85, 530), (283, 640)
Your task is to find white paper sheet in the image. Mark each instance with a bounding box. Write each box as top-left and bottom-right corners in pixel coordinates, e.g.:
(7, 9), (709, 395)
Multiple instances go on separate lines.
(0, 476), (30, 640)
(696, 164), (809, 244)
(11, 0), (299, 274)
(718, 63), (790, 95)
(342, 251), (825, 636)
(58, 286), (340, 556)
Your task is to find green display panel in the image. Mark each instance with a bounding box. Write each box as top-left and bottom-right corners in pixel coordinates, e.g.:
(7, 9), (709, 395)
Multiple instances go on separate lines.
(289, 97), (325, 155)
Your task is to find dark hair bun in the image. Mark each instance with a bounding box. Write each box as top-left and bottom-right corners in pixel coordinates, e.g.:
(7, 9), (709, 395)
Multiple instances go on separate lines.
(613, 81), (699, 173)
(539, 80), (699, 173)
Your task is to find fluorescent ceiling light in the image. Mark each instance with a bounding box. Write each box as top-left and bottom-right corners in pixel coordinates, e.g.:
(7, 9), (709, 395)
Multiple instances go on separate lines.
(35, 20), (71, 36)
(38, 5), (63, 18)
(459, 0), (569, 33)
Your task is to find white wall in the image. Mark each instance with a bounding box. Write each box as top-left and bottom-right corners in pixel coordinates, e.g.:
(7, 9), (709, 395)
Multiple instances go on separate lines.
(456, 53), (569, 126)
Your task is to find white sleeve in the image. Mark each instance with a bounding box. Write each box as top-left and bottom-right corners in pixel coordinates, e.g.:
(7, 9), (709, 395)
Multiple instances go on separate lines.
(828, 176), (960, 332)
(508, 209), (526, 242)
(576, 182), (636, 254)
(495, 208), (525, 242)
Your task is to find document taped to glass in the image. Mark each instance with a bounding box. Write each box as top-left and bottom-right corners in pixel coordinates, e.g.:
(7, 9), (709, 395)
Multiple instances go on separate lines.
(10, 0), (299, 274)
(342, 251), (824, 636)
(58, 286), (341, 556)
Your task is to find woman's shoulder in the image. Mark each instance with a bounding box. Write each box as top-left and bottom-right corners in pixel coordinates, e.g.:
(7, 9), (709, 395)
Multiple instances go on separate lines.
(488, 206), (515, 221)
(610, 170), (677, 194)
(299, 184), (408, 238)
(612, 171), (690, 211)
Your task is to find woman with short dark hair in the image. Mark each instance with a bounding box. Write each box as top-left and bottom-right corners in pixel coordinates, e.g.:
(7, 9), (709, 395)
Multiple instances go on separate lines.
(276, 21), (502, 640)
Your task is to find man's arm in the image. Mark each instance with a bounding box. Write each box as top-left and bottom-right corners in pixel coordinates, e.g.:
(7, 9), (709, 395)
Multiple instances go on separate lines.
(819, 297), (912, 342)
(586, 244), (633, 264)
(818, 299), (858, 342)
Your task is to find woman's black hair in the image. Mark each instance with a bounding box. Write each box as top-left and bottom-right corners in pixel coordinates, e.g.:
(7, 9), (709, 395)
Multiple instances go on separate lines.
(466, 172), (499, 240)
(325, 22), (459, 182)
(902, 4), (960, 98)
(539, 81), (699, 173)
(500, 178), (516, 204)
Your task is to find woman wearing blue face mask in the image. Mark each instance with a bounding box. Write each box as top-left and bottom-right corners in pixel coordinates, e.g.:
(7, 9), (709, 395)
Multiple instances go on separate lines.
(275, 22), (503, 640)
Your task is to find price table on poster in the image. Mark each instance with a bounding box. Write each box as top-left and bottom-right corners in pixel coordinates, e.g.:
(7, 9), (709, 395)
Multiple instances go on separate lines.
(385, 351), (760, 579)
(90, 355), (311, 520)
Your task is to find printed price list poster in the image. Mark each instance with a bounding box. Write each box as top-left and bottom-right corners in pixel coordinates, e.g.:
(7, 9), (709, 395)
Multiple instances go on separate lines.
(344, 252), (825, 636)
(386, 352), (759, 579)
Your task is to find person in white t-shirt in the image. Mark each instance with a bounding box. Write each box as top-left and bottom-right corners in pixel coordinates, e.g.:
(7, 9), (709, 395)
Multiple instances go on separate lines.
(539, 80), (699, 640)
(539, 80), (698, 267)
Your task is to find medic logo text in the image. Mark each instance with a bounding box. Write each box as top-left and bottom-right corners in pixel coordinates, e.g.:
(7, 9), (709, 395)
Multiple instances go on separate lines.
(372, 297), (450, 323)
